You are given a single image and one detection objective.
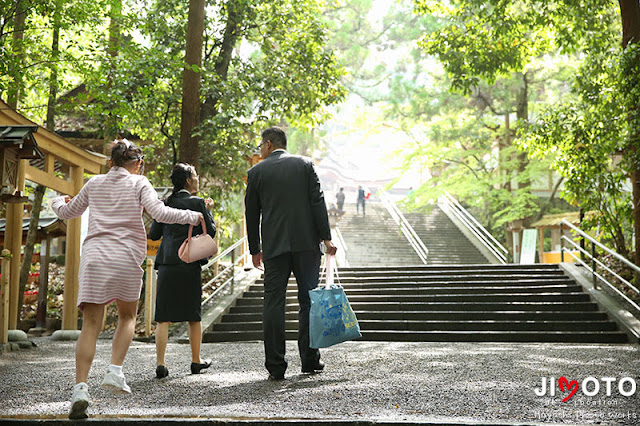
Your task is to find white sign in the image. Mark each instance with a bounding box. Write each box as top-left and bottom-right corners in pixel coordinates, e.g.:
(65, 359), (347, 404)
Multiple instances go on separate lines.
(520, 228), (537, 264)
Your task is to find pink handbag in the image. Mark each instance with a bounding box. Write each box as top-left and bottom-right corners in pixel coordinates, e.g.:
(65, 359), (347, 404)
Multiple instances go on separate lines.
(178, 217), (218, 263)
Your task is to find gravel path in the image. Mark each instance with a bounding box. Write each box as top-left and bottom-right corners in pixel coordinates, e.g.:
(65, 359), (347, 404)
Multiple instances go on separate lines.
(0, 338), (638, 425)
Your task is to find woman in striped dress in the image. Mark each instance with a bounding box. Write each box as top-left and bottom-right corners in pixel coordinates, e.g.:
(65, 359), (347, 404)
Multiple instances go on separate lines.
(51, 139), (203, 420)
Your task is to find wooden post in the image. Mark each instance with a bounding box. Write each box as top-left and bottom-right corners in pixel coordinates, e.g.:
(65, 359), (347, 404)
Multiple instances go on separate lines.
(560, 223), (565, 263)
(144, 257), (153, 337)
(4, 202), (17, 330)
(213, 232), (220, 276)
(35, 235), (51, 329)
(0, 249), (10, 344)
(538, 227), (545, 264)
(241, 215), (248, 267)
(8, 159), (26, 329)
(62, 166), (83, 330)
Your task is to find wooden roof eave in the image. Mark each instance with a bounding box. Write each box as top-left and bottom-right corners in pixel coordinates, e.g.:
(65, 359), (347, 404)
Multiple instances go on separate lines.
(0, 99), (107, 174)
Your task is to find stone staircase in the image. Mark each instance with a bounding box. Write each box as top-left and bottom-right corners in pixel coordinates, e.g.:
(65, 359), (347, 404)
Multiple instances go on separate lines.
(404, 206), (490, 265)
(336, 202), (423, 266)
(203, 264), (628, 343)
(202, 202), (629, 344)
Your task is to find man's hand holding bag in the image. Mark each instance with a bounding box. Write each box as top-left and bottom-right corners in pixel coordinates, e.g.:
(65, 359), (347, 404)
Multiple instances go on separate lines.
(178, 217), (218, 263)
(309, 254), (362, 348)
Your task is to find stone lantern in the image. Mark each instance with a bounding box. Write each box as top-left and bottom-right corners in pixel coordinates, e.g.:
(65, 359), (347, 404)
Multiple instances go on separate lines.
(0, 125), (44, 203)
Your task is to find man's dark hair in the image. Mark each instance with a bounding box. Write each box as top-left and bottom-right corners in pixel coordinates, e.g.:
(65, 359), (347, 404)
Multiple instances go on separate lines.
(261, 126), (287, 149)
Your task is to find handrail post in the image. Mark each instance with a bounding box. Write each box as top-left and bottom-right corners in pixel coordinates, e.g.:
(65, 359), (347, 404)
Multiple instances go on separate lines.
(560, 223), (565, 263)
(579, 209), (585, 256)
(591, 242), (598, 290)
(231, 249), (236, 293)
(0, 250), (10, 344)
(144, 257), (154, 337)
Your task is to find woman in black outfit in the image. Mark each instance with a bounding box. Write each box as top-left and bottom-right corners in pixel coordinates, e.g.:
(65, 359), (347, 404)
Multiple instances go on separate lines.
(149, 163), (216, 378)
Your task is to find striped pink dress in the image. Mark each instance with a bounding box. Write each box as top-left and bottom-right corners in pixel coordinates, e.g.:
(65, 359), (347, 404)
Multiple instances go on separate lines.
(51, 166), (201, 308)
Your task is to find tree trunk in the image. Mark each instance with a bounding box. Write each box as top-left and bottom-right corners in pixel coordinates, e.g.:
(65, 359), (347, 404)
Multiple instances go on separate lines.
(31, 6), (61, 328)
(618, 0), (640, 265)
(103, 0), (122, 156)
(179, 0), (206, 169)
(45, 8), (60, 130)
(201, 0), (245, 122)
(16, 185), (45, 325)
(7, 0), (26, 109)
(516, 72), (531, 191)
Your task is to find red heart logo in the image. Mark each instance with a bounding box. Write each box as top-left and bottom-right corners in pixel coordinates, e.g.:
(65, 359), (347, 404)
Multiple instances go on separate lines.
(558, 376), (579, 402)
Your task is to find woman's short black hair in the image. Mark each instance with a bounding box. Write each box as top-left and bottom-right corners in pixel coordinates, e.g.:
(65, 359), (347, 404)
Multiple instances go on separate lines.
(168, 163), (196, 199)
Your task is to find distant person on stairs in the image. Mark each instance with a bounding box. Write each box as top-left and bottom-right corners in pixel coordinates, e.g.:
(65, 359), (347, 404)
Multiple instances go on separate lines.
(245, 126), (338, 381)
(357, 185), (366, 215)
(336, 187), (345, 212)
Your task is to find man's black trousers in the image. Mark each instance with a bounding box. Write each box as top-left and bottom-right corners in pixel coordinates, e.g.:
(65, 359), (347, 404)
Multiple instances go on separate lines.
(262, 250), (322, 377)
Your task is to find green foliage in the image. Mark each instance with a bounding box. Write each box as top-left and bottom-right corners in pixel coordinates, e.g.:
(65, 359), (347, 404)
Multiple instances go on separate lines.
(520, 48), (632, 254)
(0, 0), (110, 118)
(1, 0), (346, 235)
(403, 0), (631, 256)
(414, 0), (619, 94)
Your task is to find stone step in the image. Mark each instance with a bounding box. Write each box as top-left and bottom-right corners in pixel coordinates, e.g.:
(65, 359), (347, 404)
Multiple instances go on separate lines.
(234, 293), (592, 306)
(212, 320), (619, 332)
(228, 301), (600, 313)
(243, 285), (584, 297)
(254, 277), (573, 286)
(202, 330), (628, 343)
(220, 310), (611, 322)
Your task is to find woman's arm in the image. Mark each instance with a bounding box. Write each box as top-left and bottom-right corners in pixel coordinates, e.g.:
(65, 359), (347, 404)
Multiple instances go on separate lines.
(200, 199), (216, 238)
(51, 179), (91, 220)
(139, 178), (201, 225)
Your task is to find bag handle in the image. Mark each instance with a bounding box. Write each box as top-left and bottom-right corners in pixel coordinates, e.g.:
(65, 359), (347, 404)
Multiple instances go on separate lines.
(320, 254), (340, 289)
(186, 216), (207, 243)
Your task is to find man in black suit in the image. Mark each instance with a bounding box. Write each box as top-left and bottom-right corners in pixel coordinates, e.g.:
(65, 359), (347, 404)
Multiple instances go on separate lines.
(245, 126), (337, 381)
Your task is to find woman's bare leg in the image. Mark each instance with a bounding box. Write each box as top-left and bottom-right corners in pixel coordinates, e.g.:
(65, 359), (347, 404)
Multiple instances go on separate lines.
(110, 299), (138, 366)
(155, 322), (170, 366)
(188, 321), (202, 363)
(75, 303), (106, 384)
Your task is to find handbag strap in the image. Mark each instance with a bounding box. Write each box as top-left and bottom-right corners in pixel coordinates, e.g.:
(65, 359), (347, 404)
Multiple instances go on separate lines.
(186, 216), (207, 243)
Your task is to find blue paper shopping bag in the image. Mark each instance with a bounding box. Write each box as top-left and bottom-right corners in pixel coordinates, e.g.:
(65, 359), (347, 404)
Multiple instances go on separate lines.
(309, 255), (362, 348)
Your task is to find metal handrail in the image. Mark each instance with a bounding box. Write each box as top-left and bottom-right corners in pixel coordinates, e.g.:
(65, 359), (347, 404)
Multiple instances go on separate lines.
(439, 192), (507, 264)
(379, 190), (429, 264)
(200, 236), (249, 306)
(559, 219), (640, 312)
(559, 220), (640, 274)
(333, 226), (349, 267)
(202, 237), (247, 270)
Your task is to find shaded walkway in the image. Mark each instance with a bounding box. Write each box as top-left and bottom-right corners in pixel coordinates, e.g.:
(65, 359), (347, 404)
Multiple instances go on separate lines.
(0, 338), (638, 425)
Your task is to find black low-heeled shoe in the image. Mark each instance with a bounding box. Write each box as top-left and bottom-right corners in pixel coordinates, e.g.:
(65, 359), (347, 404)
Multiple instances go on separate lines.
(156, 365), (169, 379)
(190, 359), (212, 374)
(301, 361), (325, 374)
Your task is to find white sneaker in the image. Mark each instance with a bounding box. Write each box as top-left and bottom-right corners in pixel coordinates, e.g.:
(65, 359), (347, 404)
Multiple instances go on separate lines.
(101, 370), (132, 394)
(69, 383), (90, 419)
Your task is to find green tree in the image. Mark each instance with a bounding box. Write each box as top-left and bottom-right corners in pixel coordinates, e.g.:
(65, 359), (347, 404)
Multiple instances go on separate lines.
(522, 50), (632, 255)
(76, 0), (346, 206)
(410, 0), (636, 254)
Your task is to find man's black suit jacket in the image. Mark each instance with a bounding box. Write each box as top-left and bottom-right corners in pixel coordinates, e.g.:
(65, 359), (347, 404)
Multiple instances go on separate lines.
(245, 150), (332, 261)
(149, 191), (216, 266)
